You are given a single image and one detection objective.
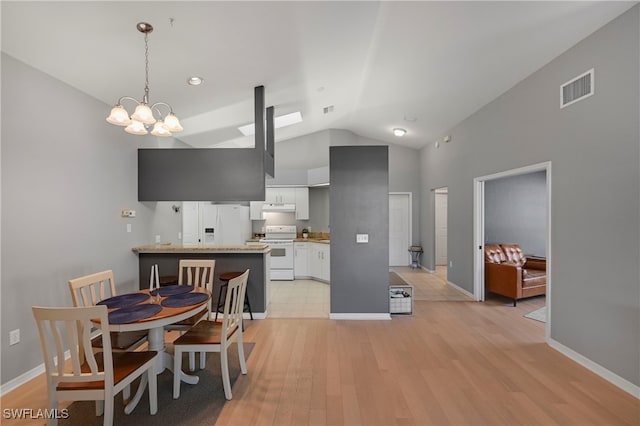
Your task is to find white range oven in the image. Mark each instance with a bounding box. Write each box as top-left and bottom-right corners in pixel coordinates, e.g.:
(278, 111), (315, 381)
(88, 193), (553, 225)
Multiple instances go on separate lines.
(260, 225), (296, 280)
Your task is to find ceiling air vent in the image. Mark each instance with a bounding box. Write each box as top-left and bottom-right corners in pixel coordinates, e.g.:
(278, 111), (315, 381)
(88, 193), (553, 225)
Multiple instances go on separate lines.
(560, 68), (594, 108)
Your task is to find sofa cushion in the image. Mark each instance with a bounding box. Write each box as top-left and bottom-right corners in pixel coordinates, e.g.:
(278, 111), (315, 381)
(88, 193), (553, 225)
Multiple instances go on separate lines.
(522, 268), (546, 287)
(501, 244), (526, 267)
(484, 244), (506, 264)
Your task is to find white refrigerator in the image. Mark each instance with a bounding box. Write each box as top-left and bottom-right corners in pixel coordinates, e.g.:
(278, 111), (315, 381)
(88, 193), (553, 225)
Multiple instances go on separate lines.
(182, 202), (251, 246)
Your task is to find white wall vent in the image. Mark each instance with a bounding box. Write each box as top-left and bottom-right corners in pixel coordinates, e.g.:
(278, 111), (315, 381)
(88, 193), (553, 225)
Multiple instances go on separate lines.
(560, 68), (594, 108)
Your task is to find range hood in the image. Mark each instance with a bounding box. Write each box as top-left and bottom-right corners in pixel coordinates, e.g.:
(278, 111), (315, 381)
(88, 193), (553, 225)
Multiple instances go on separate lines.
(262, 203), (296, 212)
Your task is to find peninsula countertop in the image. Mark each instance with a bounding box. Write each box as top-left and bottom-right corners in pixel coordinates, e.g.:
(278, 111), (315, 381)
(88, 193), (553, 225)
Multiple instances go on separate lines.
(132, 244), (271, 254)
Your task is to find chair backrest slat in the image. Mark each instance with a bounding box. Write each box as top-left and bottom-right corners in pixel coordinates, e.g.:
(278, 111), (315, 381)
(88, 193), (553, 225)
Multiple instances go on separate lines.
(178, 260), (215, 290)
(32, 305), (113, 387)
(69, 270), (117, 307)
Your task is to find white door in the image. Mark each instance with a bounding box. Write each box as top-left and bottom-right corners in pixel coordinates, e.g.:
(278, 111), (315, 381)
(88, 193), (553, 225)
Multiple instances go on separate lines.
(389, 194), (411, 266)
(435, 190), (448, 266)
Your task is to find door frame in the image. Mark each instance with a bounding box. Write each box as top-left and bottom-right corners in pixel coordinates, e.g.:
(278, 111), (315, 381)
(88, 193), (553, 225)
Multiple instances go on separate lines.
(389, 192), (412, 266)
(473, 161), (552, 340)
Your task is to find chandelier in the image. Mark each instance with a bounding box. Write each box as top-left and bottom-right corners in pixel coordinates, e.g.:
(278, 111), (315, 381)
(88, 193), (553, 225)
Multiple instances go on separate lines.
(106, 22), (183, 137)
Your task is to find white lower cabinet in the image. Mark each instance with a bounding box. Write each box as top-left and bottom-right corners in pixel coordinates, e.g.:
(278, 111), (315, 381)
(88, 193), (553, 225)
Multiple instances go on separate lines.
(294, 242), (330, 282)
(309, 243), (330, 283)
(294, 242), (310, 278)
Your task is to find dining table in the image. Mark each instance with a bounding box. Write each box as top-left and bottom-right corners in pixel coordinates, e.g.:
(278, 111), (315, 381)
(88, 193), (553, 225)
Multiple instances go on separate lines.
(93, 285), (211, 413)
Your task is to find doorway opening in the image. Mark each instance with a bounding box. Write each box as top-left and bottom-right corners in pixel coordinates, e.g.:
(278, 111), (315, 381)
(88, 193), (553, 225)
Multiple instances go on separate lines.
(434, 187), (448, 281)
(474, 162), (551, 340)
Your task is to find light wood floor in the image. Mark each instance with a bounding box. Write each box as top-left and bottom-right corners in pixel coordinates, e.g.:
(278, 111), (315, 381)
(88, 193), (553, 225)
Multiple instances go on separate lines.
(3, 281), (638, 425)
(393, 265), (473, 301)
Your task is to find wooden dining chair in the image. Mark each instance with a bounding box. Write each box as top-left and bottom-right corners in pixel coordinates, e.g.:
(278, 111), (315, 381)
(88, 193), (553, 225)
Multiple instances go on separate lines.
(172, 269), (249, 400)
(165, 259), (216, 332)
(32, 305), (158, 426)
(68, 270), (148, 352)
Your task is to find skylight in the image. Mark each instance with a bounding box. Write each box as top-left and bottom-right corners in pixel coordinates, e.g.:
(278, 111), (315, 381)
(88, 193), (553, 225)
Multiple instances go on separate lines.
(238, 111), (303, 136)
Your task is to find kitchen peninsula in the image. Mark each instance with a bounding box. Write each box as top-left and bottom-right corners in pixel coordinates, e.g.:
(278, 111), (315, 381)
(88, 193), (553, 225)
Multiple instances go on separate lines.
(132, 244), (271, 316)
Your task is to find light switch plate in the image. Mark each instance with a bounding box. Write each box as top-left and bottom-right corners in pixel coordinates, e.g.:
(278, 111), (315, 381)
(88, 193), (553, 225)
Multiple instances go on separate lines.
(356, 234), (369, 243)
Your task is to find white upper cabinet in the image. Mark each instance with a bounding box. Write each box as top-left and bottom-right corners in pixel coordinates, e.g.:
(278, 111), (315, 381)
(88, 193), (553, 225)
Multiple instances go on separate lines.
(295, 187), (309, 220)
(266, 187), (296, 204)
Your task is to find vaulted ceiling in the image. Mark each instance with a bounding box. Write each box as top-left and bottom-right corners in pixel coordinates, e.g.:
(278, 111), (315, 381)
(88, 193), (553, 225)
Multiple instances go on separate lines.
(2, 1), (634, 149)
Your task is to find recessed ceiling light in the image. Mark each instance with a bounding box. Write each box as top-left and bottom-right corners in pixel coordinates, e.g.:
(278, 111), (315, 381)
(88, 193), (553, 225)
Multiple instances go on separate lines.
(393, 128), (407, 137)
(187, 76), (203, 86)
(238, 111), (303, 136)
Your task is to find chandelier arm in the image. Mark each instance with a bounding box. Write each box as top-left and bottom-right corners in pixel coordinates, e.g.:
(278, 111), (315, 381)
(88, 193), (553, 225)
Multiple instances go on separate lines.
(116, 96), (143, 107)
(150, 102), (175, 118)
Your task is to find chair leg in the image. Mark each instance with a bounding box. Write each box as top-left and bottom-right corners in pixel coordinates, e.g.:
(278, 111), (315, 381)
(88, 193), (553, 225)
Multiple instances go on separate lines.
(148, 366), (158, 415)
(95, 400), (104, 417)
(245, 293), (254, 320)
(123, 384), (130, 401)
(173, 347), (182, 399)
(48, 390), (59, 426)
(200, 351), (206, 370)
(237, 333), (247, 375)
(188, 352), (195, 371)
(102, 395), (113, 426)
(215, 284), (227, 322)
(221, 347), (232, 400)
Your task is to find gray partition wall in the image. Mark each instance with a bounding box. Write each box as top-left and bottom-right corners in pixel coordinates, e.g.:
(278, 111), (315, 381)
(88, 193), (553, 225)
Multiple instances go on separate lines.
(330, 146), (389, 315)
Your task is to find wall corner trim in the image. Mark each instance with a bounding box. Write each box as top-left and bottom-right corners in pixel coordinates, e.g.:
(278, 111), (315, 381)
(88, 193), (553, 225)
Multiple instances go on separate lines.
(548, 338), (640, 399)
(329, 313), (392, 320)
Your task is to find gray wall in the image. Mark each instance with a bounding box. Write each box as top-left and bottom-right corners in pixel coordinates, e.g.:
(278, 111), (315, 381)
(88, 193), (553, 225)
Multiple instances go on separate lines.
(419, 7), (639, 386)
(485, 171), (547, 256)
(330, 146), (389, 314)
(0, 54), (190, 384)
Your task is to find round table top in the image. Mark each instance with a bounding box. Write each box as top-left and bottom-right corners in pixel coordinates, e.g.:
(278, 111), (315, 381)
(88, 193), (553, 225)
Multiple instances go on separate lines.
(94, 287), (210, 332)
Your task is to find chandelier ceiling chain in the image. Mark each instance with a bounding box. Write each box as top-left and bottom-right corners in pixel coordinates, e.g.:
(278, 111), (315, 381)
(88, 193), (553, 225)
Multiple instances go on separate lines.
(106, 22), (183, 137)
(143, 29), (150, 104)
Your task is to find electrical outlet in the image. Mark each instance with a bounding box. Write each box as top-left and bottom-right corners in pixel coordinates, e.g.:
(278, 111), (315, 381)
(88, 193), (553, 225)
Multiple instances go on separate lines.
(178, 232), (182, 240)
(9, 329), (20, 346)
(155, 235), (161, 243)
(126, 223), (132, 233)
(449, 260), (453, 268)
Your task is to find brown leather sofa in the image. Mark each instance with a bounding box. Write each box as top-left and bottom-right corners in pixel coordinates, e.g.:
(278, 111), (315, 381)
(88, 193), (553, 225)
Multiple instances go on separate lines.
(484, 243), (546, 306)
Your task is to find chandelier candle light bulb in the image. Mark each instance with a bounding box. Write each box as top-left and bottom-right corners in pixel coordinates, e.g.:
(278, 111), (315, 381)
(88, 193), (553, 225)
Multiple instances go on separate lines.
(106, 22), (182, 136)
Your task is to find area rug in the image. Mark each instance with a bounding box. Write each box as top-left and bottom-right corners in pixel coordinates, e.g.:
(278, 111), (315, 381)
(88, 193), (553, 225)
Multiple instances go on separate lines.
(524, 306), (546, 323)
(58, 343), (254, 425)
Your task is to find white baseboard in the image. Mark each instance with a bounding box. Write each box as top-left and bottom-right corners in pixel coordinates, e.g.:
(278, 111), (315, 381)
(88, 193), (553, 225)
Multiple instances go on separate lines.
(421, 265), (434, 273)
(247, 312), (267, 320)
(1, 362), (45, 397)
(548, 338), (640, 399)
(447, 280), (475, 299)
(329, 313), (391, 320)
(209, 312), (267, 320)
(1, 349), (71, 397)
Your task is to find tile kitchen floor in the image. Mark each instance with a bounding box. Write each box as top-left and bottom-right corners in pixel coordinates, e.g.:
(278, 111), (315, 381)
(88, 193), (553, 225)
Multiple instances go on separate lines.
(268, 279), (330, 318)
